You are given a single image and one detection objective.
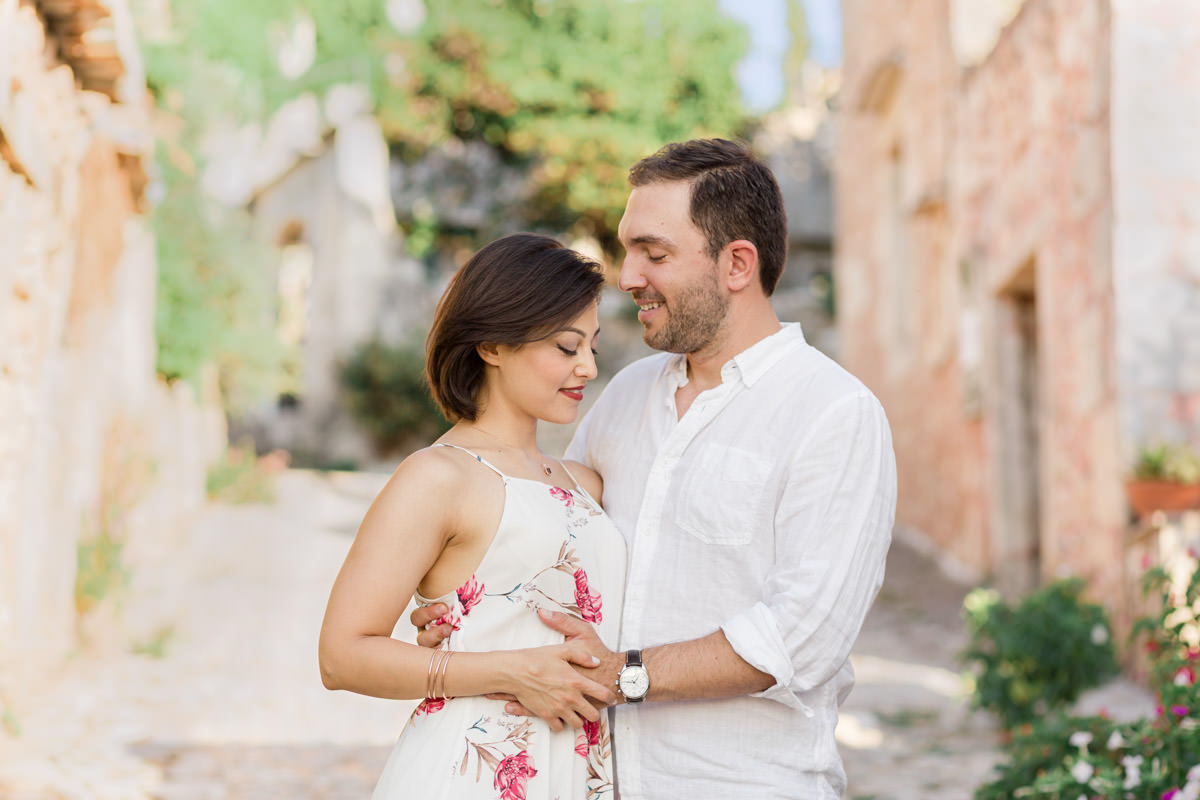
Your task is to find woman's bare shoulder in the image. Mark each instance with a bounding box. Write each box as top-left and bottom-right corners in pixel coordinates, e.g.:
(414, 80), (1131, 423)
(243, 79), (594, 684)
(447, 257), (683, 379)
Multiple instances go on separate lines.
(376, 445), (475, 505)
(563, 460), (603, 501)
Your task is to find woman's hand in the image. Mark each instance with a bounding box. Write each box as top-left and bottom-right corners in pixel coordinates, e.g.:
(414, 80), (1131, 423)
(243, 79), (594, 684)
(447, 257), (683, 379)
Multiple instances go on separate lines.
(500, 645), (616, 732)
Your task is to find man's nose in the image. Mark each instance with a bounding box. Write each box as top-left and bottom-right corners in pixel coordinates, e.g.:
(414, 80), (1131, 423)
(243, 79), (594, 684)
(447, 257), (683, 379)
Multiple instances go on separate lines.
(617, 256), (645, 293)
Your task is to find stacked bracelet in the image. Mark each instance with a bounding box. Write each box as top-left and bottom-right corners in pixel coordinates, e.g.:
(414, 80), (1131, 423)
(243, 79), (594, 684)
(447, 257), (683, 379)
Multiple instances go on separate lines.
(426, 647), (454, 700)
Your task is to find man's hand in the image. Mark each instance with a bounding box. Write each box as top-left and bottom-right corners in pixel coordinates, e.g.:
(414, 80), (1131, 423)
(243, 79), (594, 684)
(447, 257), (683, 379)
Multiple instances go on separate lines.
(410, 603), (454, 648)
(494, 609), (626, 716)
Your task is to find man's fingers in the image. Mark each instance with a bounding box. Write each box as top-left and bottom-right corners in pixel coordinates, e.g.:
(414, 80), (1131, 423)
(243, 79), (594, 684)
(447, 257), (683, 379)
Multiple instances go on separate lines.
(537, 607), (591, 637)
(564, 648), (602, 669)
(504, 701), (534, 717)
(410, 603), (448, 629)
(414, 624), (452, 648)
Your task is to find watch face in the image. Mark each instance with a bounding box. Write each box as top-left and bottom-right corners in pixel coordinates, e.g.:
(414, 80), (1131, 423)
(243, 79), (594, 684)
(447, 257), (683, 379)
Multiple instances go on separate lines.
(619, 666), (650, 699)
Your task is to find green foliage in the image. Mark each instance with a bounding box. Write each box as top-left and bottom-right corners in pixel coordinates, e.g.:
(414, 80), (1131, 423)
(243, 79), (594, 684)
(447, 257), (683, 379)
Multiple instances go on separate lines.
(340, 339), (449, 453)
(962, 579), (1119, 730)
(132, 625), (177, 660)
(206, 441), (280, 504)
(1134, 443), (1200, 485)
(75, 531), (129, 616)
(1, 697), (19, 737)
(383, 0), (750, 252)
(975, 563), (1200, 799)
(149, 0), (751, 254)
(152, 160), (284, 409)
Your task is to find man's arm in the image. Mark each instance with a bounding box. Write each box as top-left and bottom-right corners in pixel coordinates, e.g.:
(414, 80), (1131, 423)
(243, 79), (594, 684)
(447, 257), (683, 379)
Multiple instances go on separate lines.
(539, 614), (773, 703)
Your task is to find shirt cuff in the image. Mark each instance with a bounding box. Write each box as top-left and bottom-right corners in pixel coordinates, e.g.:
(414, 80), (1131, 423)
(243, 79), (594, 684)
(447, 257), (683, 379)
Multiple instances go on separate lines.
(721, 602), (813, 716)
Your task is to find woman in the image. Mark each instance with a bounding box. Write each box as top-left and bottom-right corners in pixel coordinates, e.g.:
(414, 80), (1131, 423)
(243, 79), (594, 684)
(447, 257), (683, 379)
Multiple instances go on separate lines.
(319, 233), (626, 799)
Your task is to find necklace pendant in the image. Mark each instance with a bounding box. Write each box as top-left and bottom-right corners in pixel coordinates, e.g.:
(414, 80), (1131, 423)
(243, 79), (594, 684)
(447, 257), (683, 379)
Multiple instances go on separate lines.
(543, 464), (552, 476)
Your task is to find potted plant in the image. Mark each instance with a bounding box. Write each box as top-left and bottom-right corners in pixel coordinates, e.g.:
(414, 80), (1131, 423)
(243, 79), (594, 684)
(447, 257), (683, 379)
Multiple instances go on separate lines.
(1125, 443), (1200, 518)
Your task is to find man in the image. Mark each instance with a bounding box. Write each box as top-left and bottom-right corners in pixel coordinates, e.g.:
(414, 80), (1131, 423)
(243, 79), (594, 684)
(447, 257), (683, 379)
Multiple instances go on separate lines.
(418, 138), (896, 798)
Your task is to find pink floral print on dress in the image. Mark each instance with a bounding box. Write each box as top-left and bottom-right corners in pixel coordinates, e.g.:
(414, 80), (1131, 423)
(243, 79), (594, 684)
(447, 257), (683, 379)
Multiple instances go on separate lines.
(574, 719), (601, 758)
(458, 575), (485, 616)
(494, 750), (537, 800)
(414, 697), (445, 716)
(573, 568), (602, 624)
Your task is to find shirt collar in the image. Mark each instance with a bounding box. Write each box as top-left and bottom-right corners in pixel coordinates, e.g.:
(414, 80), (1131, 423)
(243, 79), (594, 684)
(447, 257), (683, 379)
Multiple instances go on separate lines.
(662, 322), (808, 393)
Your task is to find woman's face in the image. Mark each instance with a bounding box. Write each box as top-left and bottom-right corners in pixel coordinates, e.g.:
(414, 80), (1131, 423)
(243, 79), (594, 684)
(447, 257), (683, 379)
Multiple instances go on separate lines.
(486, 302), (601, 425)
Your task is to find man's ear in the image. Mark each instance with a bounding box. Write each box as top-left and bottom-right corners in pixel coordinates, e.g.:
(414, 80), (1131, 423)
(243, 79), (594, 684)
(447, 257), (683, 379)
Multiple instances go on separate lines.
(725, 240), (759, 292)
(476, 342), (502, 367)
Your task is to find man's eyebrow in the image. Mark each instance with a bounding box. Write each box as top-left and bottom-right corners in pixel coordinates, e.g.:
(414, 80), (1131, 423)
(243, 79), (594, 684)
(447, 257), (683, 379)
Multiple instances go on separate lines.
(628, 234), (674, 248)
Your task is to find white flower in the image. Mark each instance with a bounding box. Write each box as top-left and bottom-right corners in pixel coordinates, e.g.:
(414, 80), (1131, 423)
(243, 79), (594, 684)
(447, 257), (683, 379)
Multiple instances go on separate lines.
(1122, 755), (1143, 790)
(1091, 624), (1109, 645)
(1072, 760), (1094, 784)
(1107, 730), (1125, 749)
(1070, 731), (1094, 749)
(1189, 763), (1200, 782)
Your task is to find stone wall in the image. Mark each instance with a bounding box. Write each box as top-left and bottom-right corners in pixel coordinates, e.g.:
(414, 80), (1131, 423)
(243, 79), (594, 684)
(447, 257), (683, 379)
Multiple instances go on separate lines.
(838, 0), (1130, 613)
(0, 0), (224, 700)
(1110, 0), (1200, 450)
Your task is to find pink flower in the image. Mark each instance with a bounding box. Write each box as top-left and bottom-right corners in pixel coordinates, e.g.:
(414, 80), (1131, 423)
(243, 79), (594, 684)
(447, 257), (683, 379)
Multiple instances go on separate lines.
(1172, 705), (1190, 717)
(549, 486), (574, 507)
(1163, 790), (1179, 800)
(432, 612), (461, 631)
(575, 719), (601, 758)
(1176, 666), (1195, 687)
(494, 750), (537, 800)
(573, 568), (603, 624)
(415, 697), (445, 716)
(457, 575), (484, 616)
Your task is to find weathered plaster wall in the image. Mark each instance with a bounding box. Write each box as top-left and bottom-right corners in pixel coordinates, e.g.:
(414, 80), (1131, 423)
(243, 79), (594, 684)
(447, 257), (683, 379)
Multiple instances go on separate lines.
(956, 0), (1125, 608)
(838, 0), (1127, 610)
(1111, 0), (1200, 451)
(0, 1), (224, 697)
(837, 0), (990, 576)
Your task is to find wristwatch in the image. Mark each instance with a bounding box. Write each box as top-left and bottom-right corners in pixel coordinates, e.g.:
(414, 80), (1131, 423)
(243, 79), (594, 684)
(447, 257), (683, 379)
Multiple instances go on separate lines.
(616, 649), (650, 703)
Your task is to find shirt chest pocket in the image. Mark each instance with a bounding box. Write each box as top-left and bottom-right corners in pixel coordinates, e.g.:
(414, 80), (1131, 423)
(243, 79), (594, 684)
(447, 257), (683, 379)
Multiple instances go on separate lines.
(675, 444), (774, 546)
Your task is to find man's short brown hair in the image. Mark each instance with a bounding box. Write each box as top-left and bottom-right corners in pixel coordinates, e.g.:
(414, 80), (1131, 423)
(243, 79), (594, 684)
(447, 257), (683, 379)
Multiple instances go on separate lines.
(628, 138), (788, 295)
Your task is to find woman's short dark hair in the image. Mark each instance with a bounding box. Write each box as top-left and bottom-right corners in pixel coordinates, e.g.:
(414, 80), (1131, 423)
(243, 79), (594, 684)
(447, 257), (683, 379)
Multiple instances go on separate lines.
(425, 233), (605, 422)
(628, 138), (788, 295)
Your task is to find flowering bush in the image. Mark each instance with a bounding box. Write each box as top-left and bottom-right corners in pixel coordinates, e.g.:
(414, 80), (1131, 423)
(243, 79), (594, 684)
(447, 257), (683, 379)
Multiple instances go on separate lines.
(962, 578), (1119, 730)
(974, 564), (1200, 799)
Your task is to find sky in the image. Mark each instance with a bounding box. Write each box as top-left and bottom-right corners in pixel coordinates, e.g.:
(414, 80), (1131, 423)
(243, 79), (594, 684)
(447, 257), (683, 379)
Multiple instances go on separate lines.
(717, 0), (842, 112)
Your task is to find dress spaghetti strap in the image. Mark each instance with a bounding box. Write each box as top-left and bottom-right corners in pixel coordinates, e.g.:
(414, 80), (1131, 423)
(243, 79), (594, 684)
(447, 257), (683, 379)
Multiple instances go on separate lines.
(433, 443), (507, 480)
(557, 460), (585, 493)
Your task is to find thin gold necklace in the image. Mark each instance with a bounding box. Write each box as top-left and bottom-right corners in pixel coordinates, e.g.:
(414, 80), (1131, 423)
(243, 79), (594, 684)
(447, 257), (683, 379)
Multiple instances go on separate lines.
(468, 426), (554, 477)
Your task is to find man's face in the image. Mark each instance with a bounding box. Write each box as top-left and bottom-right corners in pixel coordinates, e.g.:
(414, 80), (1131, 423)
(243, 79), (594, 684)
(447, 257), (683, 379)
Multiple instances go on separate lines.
(616, 181), (728, 354)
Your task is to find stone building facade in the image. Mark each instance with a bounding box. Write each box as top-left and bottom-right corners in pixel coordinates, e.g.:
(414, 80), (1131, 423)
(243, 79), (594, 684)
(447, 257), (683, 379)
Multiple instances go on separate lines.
(0, 0), (224, 700)
(204, 87), (429, 469)
(837, 0), (1200, 623)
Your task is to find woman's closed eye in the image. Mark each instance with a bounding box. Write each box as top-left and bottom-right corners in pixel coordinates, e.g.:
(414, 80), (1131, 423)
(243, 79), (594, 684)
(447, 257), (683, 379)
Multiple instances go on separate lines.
(557, 345), (598, 357)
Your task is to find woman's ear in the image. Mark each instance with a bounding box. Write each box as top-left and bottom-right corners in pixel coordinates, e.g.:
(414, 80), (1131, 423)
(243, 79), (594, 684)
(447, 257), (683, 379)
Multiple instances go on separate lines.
(476, 342), (502, 367)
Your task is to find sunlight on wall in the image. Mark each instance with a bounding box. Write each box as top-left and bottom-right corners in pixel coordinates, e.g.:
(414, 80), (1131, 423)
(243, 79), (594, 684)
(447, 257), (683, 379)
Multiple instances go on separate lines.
(950, 0), (1028, 67)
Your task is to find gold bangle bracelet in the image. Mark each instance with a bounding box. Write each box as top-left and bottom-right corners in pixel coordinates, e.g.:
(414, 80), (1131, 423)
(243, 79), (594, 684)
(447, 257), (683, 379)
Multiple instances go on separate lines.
(435, 650), (454, 699)
(426, 648), (448, 699)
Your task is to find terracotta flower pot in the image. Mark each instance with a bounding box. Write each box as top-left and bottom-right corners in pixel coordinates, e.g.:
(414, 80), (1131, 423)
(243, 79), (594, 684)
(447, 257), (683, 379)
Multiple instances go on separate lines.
(1125, 480), (1200, 518)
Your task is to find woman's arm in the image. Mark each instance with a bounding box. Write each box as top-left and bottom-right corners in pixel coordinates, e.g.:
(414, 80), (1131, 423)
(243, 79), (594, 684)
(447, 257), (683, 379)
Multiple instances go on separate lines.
(318, 448), (615, 730)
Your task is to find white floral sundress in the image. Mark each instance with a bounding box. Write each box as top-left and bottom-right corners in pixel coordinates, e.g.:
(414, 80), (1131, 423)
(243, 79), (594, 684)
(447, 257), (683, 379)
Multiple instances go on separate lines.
(371, 444), (627, 800)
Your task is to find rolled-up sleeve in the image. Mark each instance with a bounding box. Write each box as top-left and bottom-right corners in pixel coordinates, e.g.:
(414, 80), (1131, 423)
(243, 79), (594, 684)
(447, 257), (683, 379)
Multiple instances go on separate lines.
(721, 391), (896, 709)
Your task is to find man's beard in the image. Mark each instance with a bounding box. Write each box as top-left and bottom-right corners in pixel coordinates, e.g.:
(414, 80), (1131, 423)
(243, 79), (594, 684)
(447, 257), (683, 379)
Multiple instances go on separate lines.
(641, 271), (729, 355)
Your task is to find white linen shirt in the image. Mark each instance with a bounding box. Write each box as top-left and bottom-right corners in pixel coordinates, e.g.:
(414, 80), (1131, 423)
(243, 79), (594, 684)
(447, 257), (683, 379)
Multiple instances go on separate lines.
(566, 323), (896, 799)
